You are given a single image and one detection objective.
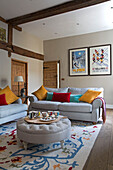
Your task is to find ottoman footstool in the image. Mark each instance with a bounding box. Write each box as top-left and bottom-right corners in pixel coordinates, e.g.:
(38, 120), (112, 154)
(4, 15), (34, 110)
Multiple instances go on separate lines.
(17, 117), (71, 150)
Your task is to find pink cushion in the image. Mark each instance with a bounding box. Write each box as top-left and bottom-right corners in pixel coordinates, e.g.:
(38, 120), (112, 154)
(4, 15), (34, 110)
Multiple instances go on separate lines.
(0, 94), (8, 106)
(52, 92), (71, 102)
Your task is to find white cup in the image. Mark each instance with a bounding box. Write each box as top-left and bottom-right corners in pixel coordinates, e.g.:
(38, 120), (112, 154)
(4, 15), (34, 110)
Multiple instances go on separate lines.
(42, 112), (47, 118)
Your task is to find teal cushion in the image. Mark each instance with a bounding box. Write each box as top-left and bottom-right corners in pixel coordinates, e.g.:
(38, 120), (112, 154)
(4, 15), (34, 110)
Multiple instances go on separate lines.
(46, 92), (53, 101)
(70, 94), (82, 103)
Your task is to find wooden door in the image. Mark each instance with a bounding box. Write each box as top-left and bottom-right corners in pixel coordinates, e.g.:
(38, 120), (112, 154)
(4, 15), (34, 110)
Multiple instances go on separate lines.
(11, 59), (28, 101)
(43, 61), (60, 88)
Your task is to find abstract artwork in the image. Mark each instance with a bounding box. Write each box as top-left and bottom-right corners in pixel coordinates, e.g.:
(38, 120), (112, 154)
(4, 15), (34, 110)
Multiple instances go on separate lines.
(89, 44), (111, 75)
(69, 48), (88, 76)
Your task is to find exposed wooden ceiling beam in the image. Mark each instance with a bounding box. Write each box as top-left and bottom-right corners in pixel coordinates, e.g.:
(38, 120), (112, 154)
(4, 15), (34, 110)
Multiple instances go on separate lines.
(0, 16), (22, 31)
(13, 45), (44, 60)
(8, 24), (13, 57)
(7, 0), (110, 26)
(0, 40), (44, 60)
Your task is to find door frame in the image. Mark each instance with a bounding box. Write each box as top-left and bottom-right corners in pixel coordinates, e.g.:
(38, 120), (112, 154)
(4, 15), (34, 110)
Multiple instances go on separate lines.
(11, 59), (28, 96)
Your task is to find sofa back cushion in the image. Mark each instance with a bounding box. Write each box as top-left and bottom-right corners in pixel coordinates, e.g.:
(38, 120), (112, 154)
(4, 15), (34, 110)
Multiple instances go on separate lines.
(68, 87), (104, 98)
(45, 87), (68, 93)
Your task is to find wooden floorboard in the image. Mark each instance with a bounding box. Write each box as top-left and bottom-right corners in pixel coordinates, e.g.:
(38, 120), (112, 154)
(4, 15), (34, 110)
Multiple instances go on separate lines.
(83, 109), (113, 170)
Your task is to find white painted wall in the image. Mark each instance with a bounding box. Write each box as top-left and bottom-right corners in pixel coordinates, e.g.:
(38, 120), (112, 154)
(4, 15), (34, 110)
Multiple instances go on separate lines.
(0, 22), (43, 95)
(44, 29), (113, 105)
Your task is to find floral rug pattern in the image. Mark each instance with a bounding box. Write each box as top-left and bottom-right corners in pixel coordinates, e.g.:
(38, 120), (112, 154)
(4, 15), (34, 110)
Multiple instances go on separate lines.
(0, 120), (102, 170)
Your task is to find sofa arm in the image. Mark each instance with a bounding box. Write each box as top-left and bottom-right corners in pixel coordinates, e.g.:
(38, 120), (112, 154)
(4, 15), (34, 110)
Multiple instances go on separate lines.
(29, 96), (38, 103)
(92, 98), (102, 109)
(13, 98), (22, 104)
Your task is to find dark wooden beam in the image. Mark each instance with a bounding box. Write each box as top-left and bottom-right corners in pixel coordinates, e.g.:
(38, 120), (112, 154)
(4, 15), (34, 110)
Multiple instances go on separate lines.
(0, 40), (13, 52)
(12, 45), (44, 60)
(8, 24), (13, 57)
(8, 24), (13, 45)
(13, 25), (22, 32)
(0, 16), (22, 32)
(0, 40), (44, 60)
(7, 0), (110, 26)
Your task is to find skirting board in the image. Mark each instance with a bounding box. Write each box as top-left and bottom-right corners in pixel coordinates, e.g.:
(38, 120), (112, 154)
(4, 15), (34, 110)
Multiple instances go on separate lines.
(106, 104), (113, 109)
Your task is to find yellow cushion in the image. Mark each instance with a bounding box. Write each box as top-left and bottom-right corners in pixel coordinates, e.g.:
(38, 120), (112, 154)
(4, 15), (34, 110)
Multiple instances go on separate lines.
(32, 85), (48, 100)
(79, 89), (101, 103)
(0, 86), (19, 104)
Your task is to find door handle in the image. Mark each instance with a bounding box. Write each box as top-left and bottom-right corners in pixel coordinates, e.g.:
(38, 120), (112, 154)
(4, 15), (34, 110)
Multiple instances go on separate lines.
(43, 67), (49, 69)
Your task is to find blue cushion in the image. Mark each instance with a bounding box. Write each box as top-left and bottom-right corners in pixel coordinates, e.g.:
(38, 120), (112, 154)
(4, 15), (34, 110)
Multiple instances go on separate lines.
(46, 92), (53, 101)
(70, 94), (82, 103)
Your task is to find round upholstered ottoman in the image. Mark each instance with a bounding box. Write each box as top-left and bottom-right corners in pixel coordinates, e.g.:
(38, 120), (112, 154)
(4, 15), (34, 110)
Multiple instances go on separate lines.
(17, 117), (71, 150)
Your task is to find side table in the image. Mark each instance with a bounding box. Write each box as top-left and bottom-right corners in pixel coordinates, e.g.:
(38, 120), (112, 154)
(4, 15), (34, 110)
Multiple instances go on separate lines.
(20, 96), (30, 104)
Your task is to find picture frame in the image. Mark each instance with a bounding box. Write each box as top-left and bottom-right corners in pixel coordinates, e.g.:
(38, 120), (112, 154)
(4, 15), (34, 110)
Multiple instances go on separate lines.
(89, 44), (111, 76)
(69, 47), (88, 76)
(0, 27), (6, 42)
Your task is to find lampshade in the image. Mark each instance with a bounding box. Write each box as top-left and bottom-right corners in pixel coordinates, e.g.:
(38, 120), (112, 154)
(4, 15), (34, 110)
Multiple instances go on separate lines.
(14, 76), (23, 82)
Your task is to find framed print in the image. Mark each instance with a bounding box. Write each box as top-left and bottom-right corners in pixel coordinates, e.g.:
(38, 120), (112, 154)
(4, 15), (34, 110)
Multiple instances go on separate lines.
(0, 27), (6, 42)
(89, 44), (111, 76)
(69, 47), (88, 76)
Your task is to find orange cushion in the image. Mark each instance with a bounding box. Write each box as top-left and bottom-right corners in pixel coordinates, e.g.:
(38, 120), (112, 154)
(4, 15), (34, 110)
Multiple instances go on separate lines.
(0, 86), (19, 104)
(32, 85), (48, 100)
(79, 89), (101, 103)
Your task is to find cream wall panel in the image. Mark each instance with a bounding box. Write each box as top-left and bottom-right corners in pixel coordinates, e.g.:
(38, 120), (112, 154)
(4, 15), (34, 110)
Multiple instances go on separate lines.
(0, 50), (11, 88)
(44, 30), (113, 105)
(13, 29), (43, 54)
(0, 24), (43, 95)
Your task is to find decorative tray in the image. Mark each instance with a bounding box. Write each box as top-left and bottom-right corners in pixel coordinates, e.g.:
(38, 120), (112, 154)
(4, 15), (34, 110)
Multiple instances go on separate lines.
(24, 116), (67, 124)
(40, 117), (56, 122)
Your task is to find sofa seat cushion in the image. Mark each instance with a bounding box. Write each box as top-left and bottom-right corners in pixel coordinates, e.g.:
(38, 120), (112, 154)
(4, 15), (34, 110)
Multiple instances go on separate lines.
(0, 104), (28, 118)
(59, 102), (92, 112)
(31, 101), (61, 110)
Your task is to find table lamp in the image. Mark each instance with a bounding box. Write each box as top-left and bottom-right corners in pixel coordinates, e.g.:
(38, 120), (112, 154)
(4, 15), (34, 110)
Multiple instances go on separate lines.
(14, 76), (23, 96)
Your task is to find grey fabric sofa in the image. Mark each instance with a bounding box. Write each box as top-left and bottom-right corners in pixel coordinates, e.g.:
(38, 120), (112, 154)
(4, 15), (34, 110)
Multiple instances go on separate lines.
(0, 98), (28, 125)
(29, 87), (104, 122)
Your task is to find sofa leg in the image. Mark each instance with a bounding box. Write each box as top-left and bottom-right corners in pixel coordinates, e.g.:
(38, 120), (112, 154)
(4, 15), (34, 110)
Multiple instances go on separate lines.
(17, 137), (21, 146)
(60, 140), (64, 149)
(23, 142), (27, 150)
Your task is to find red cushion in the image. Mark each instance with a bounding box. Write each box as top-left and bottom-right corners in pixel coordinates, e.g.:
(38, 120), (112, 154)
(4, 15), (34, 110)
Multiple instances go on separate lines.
(52, 92), (71, 102)
(0, 94), (8, 106)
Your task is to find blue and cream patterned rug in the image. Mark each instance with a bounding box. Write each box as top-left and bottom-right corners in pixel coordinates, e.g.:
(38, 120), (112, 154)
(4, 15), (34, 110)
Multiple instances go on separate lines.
(0, 120), (102, 170)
